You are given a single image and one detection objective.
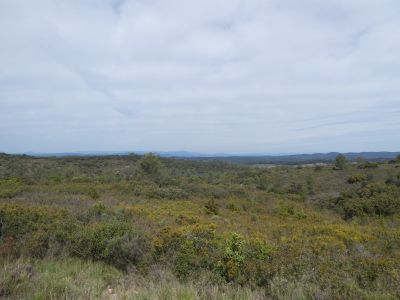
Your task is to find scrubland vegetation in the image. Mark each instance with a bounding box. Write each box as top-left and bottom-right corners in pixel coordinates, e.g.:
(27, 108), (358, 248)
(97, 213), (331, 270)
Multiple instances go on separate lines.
(1, 153), (400, 299)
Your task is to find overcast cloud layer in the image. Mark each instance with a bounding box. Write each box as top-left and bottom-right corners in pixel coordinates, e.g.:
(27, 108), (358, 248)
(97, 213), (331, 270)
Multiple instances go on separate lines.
(0, 0), (399, 154)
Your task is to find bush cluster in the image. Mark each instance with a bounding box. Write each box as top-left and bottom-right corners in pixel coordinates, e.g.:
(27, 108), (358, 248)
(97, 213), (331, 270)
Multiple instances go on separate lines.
(335, 182), (400, 218)
(347, 173), (368, 184)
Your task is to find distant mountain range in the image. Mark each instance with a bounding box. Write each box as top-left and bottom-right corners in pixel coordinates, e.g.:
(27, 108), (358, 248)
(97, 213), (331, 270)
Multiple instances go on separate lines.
(189, 152), (400, 165)
(22, 151), (229, 157)
(14, 150), (400, 165)
(22, 150), (289, 158)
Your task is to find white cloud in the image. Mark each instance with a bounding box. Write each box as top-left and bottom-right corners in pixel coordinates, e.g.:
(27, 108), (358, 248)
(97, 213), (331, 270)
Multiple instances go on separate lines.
(0, 0), (399, 153)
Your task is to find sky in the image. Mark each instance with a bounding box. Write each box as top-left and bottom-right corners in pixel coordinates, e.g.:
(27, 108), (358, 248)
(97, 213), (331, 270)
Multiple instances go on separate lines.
(0, 0), (400, 154)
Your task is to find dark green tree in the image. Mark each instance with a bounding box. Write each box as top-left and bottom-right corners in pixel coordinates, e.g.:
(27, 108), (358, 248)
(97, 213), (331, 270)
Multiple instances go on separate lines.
(137, 153), (161, 177)
(334, 154), (347, 170)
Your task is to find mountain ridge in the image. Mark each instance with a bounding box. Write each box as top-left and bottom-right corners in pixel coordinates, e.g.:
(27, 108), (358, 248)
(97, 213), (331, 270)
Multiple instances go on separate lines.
(4, 151), (399, 165)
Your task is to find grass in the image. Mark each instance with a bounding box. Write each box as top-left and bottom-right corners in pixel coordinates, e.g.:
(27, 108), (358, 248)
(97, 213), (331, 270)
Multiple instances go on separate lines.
(1, 258), (266, 300)
(0, 258), (120, 300)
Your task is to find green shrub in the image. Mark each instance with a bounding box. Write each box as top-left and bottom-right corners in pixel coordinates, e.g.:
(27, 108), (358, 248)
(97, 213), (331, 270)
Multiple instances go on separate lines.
(23, 229), (51, 258)
(47, 176), (63, 184)
(149, 187), (189, 200)
(336, 183), (400, 218)
(103, 231), (152, 270)
(69, 221), (151, 270)
(359, 161), (379, 169)
(217, 233), (245, 281)
(0, 187), (21, 199)
(274, 202), (307, 219)
(0, 178), (22, 199)
(86, 202), (108, 221)
(347, 173), (368, 184)
(0, 178), (21, 186)
(136, 153), (162, 180)
(204, 199), (219, 215)
(174, 228), (218, 278)
(226, 202), (240, 212)
(154, 225), (219, 279)
(87, 187), (100, 200)
(0, 204), (70, 238)
(385, 173), (400, 186)
(71, 176), (91, 183)
(175, 214), (199, 226)
(288, 182), (305, 195)
(216, 233), (274, 284)
(91, 202), (107, 213)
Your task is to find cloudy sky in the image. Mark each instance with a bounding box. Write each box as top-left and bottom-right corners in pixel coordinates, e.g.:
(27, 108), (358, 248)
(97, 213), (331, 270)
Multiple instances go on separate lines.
(1, 0), (399, 154)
